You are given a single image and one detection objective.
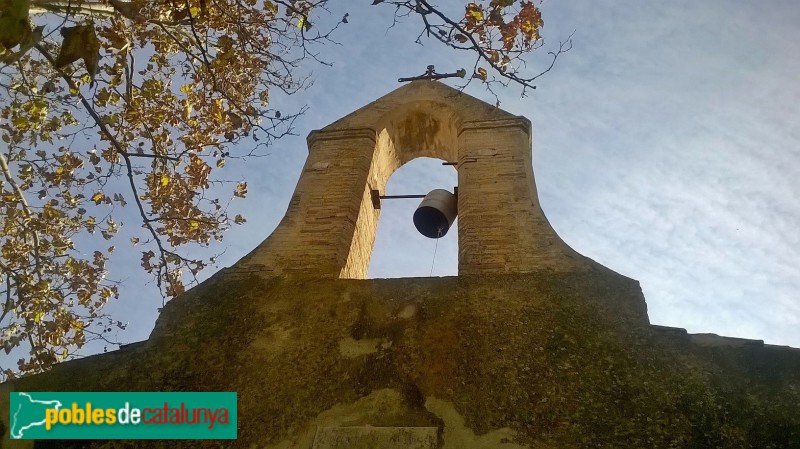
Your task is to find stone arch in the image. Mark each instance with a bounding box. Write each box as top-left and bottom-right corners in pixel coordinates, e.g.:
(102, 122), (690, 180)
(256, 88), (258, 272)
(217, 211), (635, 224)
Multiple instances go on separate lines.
(340, 102), (461, 279)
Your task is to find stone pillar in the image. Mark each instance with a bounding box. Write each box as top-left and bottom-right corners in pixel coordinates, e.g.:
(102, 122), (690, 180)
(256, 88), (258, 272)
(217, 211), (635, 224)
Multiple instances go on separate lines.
(457, 117), (584, 274)
(236, 128), (376, 277)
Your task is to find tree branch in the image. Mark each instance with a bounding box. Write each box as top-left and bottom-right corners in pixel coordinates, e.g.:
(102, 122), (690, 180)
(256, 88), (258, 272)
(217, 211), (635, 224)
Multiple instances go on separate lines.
(0, 152), (44, 278)
(398, 0), (572, 92)
(30, 0), (119, 18)
(35, 43), (173, 297)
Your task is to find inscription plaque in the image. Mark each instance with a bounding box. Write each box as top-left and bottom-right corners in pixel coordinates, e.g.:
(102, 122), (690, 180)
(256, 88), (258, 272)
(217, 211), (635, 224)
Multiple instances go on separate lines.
(312, 426), (439, 449)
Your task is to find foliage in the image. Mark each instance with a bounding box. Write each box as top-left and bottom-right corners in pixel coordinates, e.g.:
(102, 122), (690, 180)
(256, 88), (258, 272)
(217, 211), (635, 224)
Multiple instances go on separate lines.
(0, 0), (561, 378)
(387, 0), (572, 99)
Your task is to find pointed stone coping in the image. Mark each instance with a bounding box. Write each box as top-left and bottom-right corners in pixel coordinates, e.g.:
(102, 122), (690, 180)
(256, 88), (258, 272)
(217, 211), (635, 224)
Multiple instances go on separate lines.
(312, 426), (439, 449)
(318, 80), (516, 134)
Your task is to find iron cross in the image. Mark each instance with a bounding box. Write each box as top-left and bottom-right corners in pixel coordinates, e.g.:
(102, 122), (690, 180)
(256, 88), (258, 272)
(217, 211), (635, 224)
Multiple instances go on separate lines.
(398, 65), (466, 82)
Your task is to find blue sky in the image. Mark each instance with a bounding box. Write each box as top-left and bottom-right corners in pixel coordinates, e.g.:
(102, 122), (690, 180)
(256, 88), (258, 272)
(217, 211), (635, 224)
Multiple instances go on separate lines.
(96, 0), (799, 351)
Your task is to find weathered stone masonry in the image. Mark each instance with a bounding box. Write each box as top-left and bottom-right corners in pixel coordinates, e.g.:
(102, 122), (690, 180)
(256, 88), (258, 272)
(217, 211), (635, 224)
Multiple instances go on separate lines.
(235, 81), (585, 278)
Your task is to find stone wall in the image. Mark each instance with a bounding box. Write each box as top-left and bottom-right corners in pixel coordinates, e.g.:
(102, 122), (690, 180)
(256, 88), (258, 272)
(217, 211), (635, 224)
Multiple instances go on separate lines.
(3, 266), (799, 448)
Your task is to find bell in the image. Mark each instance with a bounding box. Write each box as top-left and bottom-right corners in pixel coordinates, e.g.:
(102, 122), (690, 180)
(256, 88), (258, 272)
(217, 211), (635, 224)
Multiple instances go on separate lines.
(413, 189), (458, 238)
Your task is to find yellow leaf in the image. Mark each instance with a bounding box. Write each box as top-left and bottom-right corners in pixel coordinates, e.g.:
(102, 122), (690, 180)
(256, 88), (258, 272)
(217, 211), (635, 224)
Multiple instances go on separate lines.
(234, 182), (247, 198)
(160, 174), (169, 186)
(466, 3), (483, 21)
(91, 192), (104, 204)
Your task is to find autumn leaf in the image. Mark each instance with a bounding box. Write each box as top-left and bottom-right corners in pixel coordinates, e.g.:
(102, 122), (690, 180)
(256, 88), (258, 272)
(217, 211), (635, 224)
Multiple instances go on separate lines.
(297, 17), (312, 31)
(227, 112), (243, 129)
(89, 151), (101, 166)
(474, 67), (488, 81)
(465, 3), (483, 22)
(55, 24), (101, 83)
(113, 193), (127, 206)
(234, 182), (248, 198)
(0, 0), (31, 50)
(141, 251), (155, 272)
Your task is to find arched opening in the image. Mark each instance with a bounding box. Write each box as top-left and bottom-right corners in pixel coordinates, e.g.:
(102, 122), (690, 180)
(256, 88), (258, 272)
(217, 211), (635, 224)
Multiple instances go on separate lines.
(368, 157), (458, 278)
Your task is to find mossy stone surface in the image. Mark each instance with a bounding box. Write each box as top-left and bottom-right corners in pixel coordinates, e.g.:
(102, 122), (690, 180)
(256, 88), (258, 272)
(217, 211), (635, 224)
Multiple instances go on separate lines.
(2, 266), (799, 448)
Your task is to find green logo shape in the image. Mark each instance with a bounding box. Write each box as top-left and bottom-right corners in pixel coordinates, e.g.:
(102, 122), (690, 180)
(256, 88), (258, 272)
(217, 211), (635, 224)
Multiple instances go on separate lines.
(9, 392), (237, 439)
